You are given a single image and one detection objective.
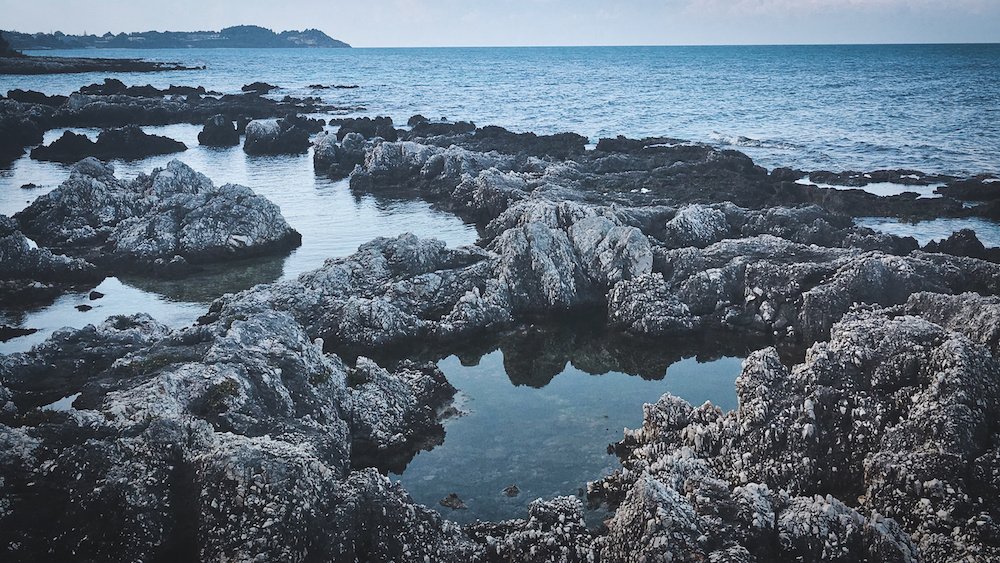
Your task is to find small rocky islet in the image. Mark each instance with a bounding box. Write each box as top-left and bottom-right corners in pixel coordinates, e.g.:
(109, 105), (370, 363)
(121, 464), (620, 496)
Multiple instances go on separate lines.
(1, 80), (1000, 561)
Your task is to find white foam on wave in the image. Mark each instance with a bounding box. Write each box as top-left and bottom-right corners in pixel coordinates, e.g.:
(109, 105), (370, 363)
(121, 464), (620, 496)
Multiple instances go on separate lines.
(710, 132), (798, 151)
(796, 177), (945, 199)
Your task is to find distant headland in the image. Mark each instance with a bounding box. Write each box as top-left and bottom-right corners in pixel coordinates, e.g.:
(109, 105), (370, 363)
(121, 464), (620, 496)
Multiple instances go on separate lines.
(1, 25), (351, 50)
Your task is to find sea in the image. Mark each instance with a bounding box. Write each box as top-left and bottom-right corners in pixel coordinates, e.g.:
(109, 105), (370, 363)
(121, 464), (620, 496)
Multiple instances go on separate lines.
(2, 44), (998, 522)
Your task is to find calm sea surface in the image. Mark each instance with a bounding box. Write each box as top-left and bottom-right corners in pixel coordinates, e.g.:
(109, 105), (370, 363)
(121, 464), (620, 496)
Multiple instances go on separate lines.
(5, 44), (999, 175)
(1, 45), (997, 521)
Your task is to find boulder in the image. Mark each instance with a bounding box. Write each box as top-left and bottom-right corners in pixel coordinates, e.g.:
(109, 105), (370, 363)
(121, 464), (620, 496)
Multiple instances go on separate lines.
(15, 159), (301, 271)
(243, 117), (311, 155)
(196, 114), (239, 146)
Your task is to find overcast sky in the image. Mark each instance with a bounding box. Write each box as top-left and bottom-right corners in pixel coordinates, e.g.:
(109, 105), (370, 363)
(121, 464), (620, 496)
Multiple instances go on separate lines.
(2, 0), (998, 47)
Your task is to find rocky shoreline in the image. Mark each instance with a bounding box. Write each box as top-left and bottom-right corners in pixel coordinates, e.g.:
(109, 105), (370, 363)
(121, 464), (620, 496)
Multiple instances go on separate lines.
(0, 54), (204, 75)
(1, 80), (1000, 561)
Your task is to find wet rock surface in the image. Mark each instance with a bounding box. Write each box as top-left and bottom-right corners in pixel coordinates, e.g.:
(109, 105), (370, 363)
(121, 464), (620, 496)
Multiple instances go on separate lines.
(13, 158), (301, 273)
(30, 125), (187, 163)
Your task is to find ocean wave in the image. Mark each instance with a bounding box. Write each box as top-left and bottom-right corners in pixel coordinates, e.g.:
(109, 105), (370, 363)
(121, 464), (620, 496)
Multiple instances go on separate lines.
(709, 132), (799, 151)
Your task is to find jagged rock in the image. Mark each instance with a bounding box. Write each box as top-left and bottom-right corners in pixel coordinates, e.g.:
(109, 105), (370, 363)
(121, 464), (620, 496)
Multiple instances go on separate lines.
(14, 159), (301, 271)
(243, 117), (312, 155)
(591, 307), (999, 561)
(30, 125), (187, 163)
(0, 99), (51, 163)
(407, 119), (476, 137)
(923, 228), (1000, 262)
(313, 131), (366, 178)
(197, 114), (239, 146)
(467, 496), (594, 560)
(348, 357), (456, 472)
(0, 310), (465, 560)
(439, 493), (467, 510)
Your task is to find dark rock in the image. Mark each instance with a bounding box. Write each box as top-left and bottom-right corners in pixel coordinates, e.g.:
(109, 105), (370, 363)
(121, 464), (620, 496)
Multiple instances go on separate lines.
(407, 114), (428, 126)
(74, 304), (92, 312)
(923, 228), (1000, 262)
(439, 493), (467, 510)
(503, 484), (520, 497)
(197, 114), (239, 147)
(241, 81), (279, 94)
(335, 116), (398, 141)
(88, 290), (104, 300)
(595, 135), (689, 153)
(78, 78), (127, 95)
(50, 91), (344, 129)
(19, 183), (38, 190)
(0, 99), (50, 163)
(75, 79), (209, 98)
(408, 120), (476, 137)
(936, 176), (1000, 201)
(0, 56), (200, 75)
(30, 125), (187, 163)
(808, 168), (949, 186)
(0, 325), (37, 342)
(313, 131), (366, 178)
(5, 89), (67, 106)
(15, 159), (301, 270)
(243, 117), (312, 155)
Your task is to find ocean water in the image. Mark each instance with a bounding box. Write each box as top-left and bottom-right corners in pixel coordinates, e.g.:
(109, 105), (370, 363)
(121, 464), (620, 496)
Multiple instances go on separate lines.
(2, 45), (999, 523)
(398, 350), (744, 524)
(4, 44), (1000, 176)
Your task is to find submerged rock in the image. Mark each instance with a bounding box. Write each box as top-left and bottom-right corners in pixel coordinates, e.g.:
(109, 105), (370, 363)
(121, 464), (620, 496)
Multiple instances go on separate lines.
(30, 125), (187, 163)
(439, 493), (467, 510)
(14, 159), (301, 272)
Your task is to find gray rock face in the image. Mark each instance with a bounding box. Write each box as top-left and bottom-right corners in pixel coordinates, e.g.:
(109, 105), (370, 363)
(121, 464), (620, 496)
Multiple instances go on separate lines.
(313, 130), (366, 178)
(0, 310), (462, 560)
(14, 158), (301, 272)
(590, 307), (998, 561)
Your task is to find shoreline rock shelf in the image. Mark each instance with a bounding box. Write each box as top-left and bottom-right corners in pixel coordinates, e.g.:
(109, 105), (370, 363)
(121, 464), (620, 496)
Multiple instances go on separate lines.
(1, 105), (1000, 560)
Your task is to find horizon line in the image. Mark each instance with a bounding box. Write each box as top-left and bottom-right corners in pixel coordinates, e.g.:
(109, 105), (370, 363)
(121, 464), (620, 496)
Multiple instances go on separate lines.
(17, 41), (1000, 50)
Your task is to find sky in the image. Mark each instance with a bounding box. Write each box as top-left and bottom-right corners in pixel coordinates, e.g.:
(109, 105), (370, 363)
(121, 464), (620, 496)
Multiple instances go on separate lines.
(1, 0), (998, 47)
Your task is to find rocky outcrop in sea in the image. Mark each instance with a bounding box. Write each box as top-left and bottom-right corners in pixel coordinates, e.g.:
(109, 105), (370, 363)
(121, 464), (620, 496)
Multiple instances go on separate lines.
(2, 100), (1000, 561)
(13, 159), (301, 274)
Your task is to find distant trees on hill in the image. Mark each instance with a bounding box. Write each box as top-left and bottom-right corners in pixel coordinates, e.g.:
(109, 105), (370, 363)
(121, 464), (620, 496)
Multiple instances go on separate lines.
(0, 25), (350, 50)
